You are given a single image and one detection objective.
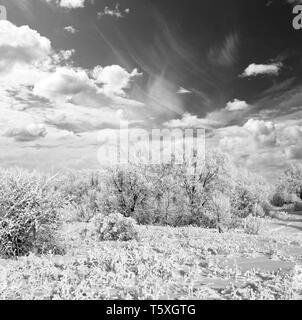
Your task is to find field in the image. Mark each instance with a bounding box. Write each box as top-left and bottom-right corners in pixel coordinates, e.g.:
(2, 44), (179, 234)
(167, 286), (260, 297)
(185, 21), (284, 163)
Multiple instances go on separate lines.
(1, 217), (302, 300)
(1, 157), (302, 300)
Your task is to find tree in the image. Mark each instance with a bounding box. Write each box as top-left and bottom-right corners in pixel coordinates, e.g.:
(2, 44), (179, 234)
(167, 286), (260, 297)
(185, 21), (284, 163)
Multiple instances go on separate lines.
(231, 168), (272, 217)
(180, 148), (236, 224)
(104, 164), (150, 221)
(211, 191), (232, 232)
(277, 162), (302, 199)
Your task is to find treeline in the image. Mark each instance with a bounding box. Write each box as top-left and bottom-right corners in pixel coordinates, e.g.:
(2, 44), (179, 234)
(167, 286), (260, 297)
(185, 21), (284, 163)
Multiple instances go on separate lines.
(2, 148), (302, 258)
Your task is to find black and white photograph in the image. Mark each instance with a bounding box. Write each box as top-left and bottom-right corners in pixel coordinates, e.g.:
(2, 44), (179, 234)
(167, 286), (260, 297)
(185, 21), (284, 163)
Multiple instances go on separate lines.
(1, 0), (302, 303)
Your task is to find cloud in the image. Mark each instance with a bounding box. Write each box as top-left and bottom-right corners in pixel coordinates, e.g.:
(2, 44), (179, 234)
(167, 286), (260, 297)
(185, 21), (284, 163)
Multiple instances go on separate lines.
(5, 124), (47, 142)
(208, 32), (239, 67)
(241, 62), (282, 77)
(0, 20), (145, 144)
(33, 65), (144, 109)
(33, 67), (96, 102)
(92, 65), (142, 97)
(97, 3), (130, 19)
(243, 119), (277, 147)
(177, 87), (191, 94)
(164, 112), (219, 129)
(225, 99), (249, 111)
(164, 98), (250, 130)
(44, 0), (86, 8)
(0, 21), (51, 73)
(52, 49), (75, 63)
(287, 0), (302, 5)
(64, 26), (78, 34)
(212, 119), (302, 181)
(285, 146), (302, 160)
(44, 106), (127, 133)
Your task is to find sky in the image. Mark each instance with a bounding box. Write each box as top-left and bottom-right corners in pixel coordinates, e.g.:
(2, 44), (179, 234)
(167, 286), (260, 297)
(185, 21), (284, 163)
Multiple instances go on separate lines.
(0, 0), (302, 181)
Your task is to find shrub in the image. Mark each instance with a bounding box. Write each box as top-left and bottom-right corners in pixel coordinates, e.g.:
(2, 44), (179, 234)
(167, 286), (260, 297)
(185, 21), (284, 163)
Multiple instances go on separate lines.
(273, 211), (288, 220)
(272, 192), (285, 207)
(0, 169), (64, 258)
(285, 193), (300, 204)
(294, 201), (302, 212)
(261, 200), (273, 215)
(243, 216), (265, 235)
(254, 204), (265, 217)
(276, 162), (302, 199)
(104, 166), (150, 220)
(58, 170), (104, 222)
(210, 192), (232, 232)
(231, 186), (256, 218)
(93, 212), (139, 241)
(231, 169), (272, 218)
(271, 192), (299, 208)
(73, 190), (104, 222)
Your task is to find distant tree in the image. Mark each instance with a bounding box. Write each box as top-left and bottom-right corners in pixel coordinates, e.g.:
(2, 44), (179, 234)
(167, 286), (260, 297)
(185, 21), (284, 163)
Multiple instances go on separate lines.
(277, 162), (302, 199)
(231, 168), (272, 217)
(104, 164), (150, 221)
(180, 148), (236, 224)
(211, 191), (232, 233)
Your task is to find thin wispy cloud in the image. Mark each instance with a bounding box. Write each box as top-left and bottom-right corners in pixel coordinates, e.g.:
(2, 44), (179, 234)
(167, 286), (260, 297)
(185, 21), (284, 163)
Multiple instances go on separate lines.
(208, 32), (240, 67)
(287, 0), (302, 5)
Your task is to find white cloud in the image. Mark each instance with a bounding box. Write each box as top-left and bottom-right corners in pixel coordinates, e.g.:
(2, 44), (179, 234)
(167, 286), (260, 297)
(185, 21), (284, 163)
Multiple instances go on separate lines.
(241, 62), (282, 77)
(207, 117), (302, 181)
(64, 26), (78, 34)
(177, 87), (191, 94)
(0, 21), (51, 73)
(225, 98), (249, 111)
(0, 20), (145, 146)
(5, 124), (47, 142)
(44, 0), (86, 8)
(93, 65), (142, 97)
(277, 123), (302, 146)
(284, 146), (302, 160)
(33, 66), (144, 110)
(45, 105), (127, 133)
(33, 67), (96, 102)
(52, 49), (75, 64)
(243, 118), (277, 147)
(164, 112), (219, 129)
(97, 4), (130, 19)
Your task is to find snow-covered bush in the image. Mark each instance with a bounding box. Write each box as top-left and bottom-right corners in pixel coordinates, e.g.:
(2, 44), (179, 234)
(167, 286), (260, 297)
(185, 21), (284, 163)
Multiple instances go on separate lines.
(93, 212), (139, 241)
(0, 169), (64, 257)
